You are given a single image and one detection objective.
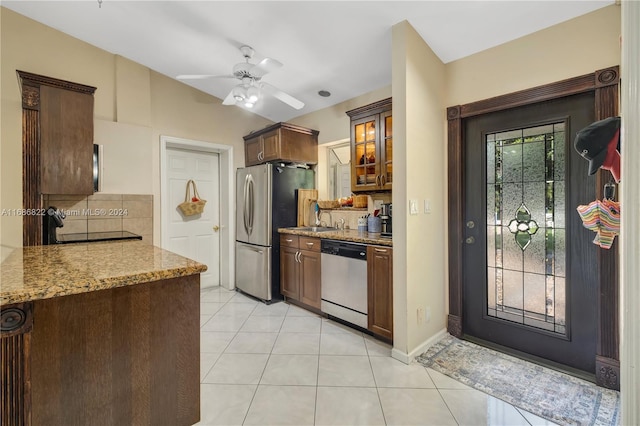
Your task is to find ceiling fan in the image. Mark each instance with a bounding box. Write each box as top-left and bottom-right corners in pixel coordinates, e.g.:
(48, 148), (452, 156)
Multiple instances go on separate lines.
(177, 45), (304, 110)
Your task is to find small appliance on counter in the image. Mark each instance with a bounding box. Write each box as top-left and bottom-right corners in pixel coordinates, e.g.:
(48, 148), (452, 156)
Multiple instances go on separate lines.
(42, 206), (142, 245)
(380, 203), (392, 237)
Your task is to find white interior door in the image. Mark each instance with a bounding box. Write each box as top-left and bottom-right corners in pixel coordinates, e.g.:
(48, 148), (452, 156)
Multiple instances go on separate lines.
(166, 148), (220, 288)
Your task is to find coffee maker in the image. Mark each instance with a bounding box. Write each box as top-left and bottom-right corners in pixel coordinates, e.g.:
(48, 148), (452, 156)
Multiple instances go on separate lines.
(380, 203), (392, 237)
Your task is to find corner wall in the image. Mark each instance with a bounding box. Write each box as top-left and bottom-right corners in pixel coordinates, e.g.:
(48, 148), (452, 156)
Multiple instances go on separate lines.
(391, 21), (447, 359)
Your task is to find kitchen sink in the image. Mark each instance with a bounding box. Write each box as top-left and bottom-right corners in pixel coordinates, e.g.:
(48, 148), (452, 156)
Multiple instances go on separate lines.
(296, 226), (336, 232)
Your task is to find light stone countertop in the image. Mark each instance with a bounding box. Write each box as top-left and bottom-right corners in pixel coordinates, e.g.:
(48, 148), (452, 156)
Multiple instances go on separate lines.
(278, 227), (393, 247)
(0, 240), (207, 305)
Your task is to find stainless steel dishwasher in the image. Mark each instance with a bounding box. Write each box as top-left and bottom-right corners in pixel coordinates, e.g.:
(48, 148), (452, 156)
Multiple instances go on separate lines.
(320, 239), (368, 328)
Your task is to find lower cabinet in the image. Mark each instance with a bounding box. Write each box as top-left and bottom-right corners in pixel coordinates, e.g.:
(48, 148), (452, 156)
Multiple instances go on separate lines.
(367, 245), (393, 340)
(280, 235), (321, 309)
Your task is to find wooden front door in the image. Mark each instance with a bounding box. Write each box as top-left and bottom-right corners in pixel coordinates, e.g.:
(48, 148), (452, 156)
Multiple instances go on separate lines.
(448, 67), (620, 388)
(461, 92), (598, 373)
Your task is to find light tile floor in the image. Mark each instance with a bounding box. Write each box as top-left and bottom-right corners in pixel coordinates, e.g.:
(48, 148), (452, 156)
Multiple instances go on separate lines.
(196, 286), (559, 426)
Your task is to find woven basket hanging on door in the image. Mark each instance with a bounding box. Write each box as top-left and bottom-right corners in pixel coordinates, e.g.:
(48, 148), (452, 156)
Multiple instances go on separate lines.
(178, 179), (207, 216)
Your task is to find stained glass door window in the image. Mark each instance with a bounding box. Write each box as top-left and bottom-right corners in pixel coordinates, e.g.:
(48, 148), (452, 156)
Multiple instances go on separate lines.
(486, 123), (566, 334)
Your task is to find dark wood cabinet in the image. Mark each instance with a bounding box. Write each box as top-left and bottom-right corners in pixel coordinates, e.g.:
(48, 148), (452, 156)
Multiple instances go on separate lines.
(346, 98), (392, 192)
(279, 235), (321, 309)
(17, 71), (97, 246)
(1, 275), (200, 426)
(367, 245), (393, 340)
(280, 245), (300, 299)
(244, 123), (319, 166)
(40, 85), (95, 195)
(299, 238), (321, 309)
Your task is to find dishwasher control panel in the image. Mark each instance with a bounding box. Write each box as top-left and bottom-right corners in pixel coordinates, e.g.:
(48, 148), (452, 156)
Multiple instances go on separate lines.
(320, 240), (367, 260)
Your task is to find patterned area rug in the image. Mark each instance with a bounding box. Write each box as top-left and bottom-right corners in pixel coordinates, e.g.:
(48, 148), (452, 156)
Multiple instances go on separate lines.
(416, 335), (620, 426)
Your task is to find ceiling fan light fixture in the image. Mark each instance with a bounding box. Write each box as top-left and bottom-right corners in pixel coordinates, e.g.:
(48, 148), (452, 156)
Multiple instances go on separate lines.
(247, 86), (260, 103)
(232, 85), (246, 101)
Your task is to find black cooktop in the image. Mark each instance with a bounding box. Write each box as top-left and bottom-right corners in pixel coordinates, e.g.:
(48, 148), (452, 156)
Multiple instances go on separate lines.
(57, 231), (142, 244)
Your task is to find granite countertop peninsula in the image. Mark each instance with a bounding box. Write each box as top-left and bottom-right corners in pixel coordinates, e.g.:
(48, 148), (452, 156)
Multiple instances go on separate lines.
(0, 240), (207, 305)
(278, 227), (393, 247)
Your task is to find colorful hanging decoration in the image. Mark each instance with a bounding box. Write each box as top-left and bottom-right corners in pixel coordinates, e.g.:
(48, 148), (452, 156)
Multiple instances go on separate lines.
(576, 199), (620, 249)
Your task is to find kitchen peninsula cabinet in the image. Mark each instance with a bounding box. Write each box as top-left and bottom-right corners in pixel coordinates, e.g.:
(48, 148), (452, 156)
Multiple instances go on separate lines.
(367, 245), (393, 340)
(346, 98), (392, 192)
(244, 122), (319, 166)
(0, 241), (206, 426)
(279, 235), (321, 309)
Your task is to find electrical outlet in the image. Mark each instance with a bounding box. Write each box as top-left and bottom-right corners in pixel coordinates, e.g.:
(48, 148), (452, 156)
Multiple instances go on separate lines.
(417, 307), (424, 325)
(426, 306), (431, 322)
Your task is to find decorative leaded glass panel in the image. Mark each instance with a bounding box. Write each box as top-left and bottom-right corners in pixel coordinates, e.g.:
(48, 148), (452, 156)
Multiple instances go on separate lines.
(486, 122), (566, 335)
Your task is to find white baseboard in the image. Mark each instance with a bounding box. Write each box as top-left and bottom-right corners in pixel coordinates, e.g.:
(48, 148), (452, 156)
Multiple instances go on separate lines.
(391, 328), (448, 365)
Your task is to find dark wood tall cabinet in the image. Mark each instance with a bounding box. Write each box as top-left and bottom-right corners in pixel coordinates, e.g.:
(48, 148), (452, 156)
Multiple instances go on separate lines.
(367, 245), (393, 340)
(17, 71), (96, 246)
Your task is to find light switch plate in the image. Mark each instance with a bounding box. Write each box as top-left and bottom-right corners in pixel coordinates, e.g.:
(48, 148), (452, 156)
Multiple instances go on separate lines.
(424, 199), (431, 214)
(410, 199), (419, 215)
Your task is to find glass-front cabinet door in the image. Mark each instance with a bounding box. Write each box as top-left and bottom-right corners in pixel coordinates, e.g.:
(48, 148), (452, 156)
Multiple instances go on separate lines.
(347, 98), (392, 193)
(352, 116), (379, 191)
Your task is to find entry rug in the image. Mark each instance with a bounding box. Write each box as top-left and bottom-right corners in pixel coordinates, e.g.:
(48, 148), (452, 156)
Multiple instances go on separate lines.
(416, 335), (620, 426)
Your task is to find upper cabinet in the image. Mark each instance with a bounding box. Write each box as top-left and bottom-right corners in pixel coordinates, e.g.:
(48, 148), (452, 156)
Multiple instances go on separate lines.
(40, 85), (95, 195)
(18, 71), (97, 196)
(346, 98), (392, 192)
(18, 71), (97, 246)
(243, 122), (319, 166)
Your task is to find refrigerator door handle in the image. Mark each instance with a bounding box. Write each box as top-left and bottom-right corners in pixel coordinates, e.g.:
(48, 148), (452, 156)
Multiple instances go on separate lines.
(243, 174), (250, 235)
(247, 174), (255, 235)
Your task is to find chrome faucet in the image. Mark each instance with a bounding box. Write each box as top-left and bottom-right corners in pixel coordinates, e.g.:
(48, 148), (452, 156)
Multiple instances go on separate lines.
(318, 210), (332, 227)
(335, 218), (345, 230)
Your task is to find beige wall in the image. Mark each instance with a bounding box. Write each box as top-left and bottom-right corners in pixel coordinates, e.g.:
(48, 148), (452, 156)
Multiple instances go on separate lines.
(290, 86), (392, 145)
(392, 21), (447, 356)
(0, 7), (271, 249)
(446, 5), (621, 107)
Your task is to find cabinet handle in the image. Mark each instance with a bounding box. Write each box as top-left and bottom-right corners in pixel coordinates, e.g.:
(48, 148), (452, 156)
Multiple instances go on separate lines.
(374, 248), (388, 253)
(381, 174), (386, 186)
(285, 238), (293, 243)
(295, 251), (301, 263)
(376, 175), (381, 186)
(305, 242), (314, 247)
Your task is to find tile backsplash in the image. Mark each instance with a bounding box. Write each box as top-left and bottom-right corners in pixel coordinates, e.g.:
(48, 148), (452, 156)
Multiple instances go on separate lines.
(315, 194), (391, 230)
(43, 194), (153, 244)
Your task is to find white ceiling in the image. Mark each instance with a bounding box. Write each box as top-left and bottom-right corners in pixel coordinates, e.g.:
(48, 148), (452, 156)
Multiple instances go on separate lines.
(3, 1), (614, 122)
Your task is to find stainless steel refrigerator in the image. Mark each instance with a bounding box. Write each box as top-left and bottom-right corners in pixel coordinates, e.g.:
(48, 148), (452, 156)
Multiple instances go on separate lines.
(235, 163), (314, 302)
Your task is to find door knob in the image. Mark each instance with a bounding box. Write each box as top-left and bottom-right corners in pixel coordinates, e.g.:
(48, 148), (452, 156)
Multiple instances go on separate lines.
(213, 225), (220, 232)
(465, 236), (475, 244)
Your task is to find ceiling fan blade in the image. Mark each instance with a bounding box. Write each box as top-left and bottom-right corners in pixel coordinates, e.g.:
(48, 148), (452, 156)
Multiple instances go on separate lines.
(250, 58), (283, 78)
(176, 74), (236, 80)
(222, 89), (237, 105)
(261, 82), (304, 110)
